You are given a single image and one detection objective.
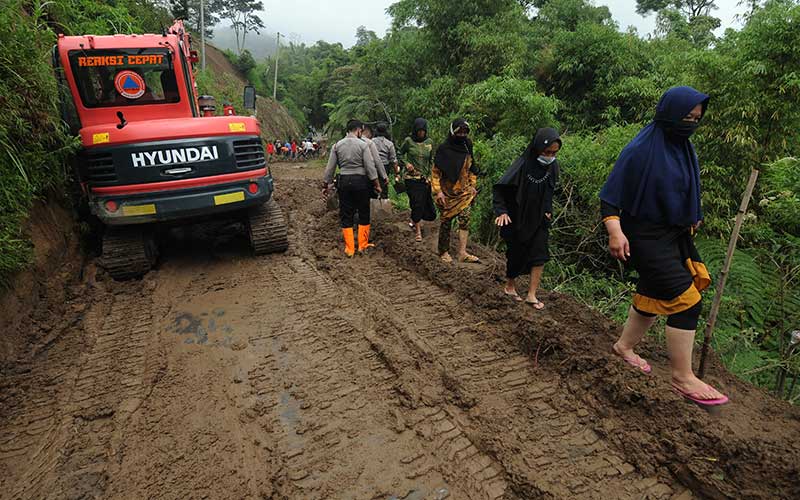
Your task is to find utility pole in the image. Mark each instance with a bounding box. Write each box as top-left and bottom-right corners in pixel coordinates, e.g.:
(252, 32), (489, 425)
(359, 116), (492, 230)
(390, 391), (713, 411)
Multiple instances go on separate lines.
(200, 0), (206, 70)
(273, 32), (281, 101)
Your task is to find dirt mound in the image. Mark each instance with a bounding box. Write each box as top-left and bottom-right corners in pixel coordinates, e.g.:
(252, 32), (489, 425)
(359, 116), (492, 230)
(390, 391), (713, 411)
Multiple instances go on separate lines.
(0, 201), (87, 369)
(204, 43), (302, 141)
(1, 163), (798, 499)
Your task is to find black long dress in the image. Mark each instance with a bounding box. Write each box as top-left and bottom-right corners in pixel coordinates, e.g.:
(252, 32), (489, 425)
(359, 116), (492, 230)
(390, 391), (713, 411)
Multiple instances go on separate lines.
(493, 129), (560, 279)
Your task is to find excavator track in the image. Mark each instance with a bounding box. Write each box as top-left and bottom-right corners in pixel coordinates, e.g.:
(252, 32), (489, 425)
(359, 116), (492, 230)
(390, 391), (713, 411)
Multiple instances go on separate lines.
(247, 199), (289, 255)
(101, 227), (158, 280)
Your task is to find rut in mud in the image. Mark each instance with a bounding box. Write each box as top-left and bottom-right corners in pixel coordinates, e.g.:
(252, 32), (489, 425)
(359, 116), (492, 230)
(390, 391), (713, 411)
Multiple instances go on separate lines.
(1, 162), (799, 499)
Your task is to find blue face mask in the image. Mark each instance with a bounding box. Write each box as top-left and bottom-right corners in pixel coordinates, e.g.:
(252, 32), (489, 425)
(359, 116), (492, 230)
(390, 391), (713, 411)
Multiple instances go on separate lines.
(537, 155), (556, 165)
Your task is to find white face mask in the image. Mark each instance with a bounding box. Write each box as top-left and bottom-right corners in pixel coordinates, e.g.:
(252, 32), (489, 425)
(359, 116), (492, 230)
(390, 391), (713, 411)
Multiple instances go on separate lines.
(537, 155), (556, 165)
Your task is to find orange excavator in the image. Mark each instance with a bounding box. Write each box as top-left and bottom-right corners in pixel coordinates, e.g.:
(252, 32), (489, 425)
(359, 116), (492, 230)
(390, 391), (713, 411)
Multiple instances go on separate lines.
(54, 20), (287, 279)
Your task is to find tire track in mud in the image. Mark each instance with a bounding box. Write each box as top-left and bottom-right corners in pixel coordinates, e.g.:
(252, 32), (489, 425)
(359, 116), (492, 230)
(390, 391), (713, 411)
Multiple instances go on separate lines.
(0, 282), (159, 499)
(243, 249), (492, 498)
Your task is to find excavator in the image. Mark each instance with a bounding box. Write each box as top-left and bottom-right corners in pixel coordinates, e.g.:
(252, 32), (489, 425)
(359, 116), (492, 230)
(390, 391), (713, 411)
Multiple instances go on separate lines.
(53, 20), (288, 279)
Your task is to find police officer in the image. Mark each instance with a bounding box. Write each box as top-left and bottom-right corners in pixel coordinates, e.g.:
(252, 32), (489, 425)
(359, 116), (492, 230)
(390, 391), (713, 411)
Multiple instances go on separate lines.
(323, 120), (382, 256)
(370, 122), (398, 199)
(360, 124), (389, 196)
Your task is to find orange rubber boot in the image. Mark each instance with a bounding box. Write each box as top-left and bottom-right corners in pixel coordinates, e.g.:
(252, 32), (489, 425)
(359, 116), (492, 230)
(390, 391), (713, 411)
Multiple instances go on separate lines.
(342, 227), (355, 257)
(358, 224), (375, 252)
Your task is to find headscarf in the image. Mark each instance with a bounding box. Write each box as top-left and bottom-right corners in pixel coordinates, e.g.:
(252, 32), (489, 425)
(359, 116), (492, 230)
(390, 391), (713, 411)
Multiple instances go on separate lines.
(376, 122), (391, 139)
(412, 118), (428, 143)
(522, 128), (562, 178)
(434, 118), (475, 183)
(599, 86), (708, 226)
(494, 128), (561, 241)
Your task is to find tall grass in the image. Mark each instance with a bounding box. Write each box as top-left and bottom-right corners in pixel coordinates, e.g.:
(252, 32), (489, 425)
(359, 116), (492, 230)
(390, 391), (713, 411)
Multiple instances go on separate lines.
(0, 1), (79, 286)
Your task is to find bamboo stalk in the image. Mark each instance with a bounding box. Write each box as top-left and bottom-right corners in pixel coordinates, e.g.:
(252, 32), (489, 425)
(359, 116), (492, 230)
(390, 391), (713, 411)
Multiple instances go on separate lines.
(698, 168), (760, 378)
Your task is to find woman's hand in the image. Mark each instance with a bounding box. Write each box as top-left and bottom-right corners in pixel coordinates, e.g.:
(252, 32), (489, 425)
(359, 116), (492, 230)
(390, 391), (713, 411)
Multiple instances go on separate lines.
(545, 212), (552, 220)
(495, 214), (511, 227)
(435, 192), (446, 205)
(406, 163), (415, 174)
(608, 230), (630, 261)
(468, 187), (478, 197)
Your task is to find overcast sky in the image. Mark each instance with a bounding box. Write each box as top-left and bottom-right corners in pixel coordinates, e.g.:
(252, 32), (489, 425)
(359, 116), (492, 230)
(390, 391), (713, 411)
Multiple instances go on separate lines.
(256, 0), (750, 47)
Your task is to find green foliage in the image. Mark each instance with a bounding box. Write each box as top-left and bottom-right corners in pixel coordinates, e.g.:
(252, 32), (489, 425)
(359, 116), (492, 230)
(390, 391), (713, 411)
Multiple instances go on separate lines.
(459, 77), (560, 136)
(759, 158), (800, 235)
(0, 0), (82, 286)
(195, 68), (244, 112)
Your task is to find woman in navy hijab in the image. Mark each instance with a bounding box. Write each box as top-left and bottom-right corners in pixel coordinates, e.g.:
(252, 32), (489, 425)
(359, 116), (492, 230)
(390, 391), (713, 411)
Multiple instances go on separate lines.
(600, 86), (727, 406)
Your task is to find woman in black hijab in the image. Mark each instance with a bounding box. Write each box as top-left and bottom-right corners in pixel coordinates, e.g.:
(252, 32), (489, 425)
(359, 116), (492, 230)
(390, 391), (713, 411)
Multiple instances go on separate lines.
(492, 128), (561, 309)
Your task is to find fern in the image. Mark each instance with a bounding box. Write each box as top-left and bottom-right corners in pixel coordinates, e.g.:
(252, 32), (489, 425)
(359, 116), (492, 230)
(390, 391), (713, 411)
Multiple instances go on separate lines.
(694, 237), (776, 331)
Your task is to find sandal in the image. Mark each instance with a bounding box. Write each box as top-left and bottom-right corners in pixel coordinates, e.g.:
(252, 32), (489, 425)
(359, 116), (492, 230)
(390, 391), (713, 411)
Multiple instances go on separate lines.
(525, 299), (545, 310)
(440, 253), (453, 264)
(415, 234), (423, 242)
(611, 343), (652, 374)
(672, 382), (729, 406)
(504, 290), (524, 302)
(459, 254), (481, 263)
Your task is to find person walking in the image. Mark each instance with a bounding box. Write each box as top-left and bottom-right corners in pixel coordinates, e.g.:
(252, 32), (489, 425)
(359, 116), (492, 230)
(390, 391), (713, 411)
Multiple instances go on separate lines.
(398, 118), (437, 242)
(432, 118), (480, 263)
(360, 124), (389, 192)
(323, 120), (382, 257)
(493, 128), (561, 309)
(371, 122), (399, 199)
(600, 86), (727, 406)
(266, 140), (276, 162)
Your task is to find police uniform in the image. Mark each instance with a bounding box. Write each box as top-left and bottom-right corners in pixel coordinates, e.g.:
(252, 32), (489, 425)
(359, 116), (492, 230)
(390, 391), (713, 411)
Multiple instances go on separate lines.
(323, 134), (379, 255)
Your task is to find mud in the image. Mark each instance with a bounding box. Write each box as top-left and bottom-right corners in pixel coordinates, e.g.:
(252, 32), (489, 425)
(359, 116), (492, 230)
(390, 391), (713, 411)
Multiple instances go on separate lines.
(1, 162), (799, 499)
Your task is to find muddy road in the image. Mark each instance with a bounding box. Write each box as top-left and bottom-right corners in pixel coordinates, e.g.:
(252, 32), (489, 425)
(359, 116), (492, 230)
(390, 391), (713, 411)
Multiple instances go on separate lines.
(1, 162), (799, 499)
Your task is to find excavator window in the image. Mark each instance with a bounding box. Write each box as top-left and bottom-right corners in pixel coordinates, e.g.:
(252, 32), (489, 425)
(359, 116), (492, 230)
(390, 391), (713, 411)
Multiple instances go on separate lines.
(68, 48), (181, 108)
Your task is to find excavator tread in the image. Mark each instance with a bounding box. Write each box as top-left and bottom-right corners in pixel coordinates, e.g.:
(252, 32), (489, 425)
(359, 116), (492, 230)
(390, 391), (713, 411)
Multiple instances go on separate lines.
(101, 228), (157, 280)
(248, 200), (289, 255)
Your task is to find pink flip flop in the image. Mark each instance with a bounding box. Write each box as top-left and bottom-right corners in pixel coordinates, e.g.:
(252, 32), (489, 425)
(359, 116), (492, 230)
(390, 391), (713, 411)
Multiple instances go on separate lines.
(672, 383), (729, 406)
(612, 344), (652, 374)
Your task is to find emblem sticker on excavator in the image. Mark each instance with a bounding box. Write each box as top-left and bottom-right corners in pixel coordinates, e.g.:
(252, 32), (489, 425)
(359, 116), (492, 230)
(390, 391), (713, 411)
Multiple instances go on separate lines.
(114, 70), (146, 99)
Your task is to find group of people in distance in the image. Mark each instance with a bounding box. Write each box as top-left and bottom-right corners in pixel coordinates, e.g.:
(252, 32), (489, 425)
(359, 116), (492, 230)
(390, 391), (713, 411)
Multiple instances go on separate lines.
(266, 138), (320, 162)
(321, 86), (728, 407)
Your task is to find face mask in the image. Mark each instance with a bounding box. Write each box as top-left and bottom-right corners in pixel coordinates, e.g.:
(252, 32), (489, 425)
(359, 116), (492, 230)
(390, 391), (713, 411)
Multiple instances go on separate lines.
(537, 155), (556, 165)
(666, 120), (700, 139)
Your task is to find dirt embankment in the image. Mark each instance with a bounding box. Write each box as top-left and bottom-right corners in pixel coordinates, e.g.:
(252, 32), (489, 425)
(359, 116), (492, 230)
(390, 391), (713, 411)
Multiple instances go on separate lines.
(204, 43), (302, 141)
(0, 201), (86, 370)
(1, 163), (798, 499)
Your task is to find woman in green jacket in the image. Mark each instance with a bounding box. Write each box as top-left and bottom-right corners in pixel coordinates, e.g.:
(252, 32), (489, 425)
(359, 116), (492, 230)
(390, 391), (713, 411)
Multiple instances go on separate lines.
(398, 118), (437, 242)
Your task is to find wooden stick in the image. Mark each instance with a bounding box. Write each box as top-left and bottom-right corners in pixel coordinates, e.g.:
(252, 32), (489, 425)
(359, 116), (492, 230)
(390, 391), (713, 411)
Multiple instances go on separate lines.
(698, 168), (760, 378)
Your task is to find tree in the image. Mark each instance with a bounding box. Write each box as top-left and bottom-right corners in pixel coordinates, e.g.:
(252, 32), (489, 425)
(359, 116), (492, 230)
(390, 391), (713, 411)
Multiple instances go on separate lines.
(636, 0), (718, 20)
(221, 0), (265, 53)
(171, 0), (223, 38)
(355, 26), (378, 47)
(170, 0), (188, 20)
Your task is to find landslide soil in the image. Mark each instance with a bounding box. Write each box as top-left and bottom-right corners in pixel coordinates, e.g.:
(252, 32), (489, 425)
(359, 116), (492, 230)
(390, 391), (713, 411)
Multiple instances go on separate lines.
(1, 162), (799, 500)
